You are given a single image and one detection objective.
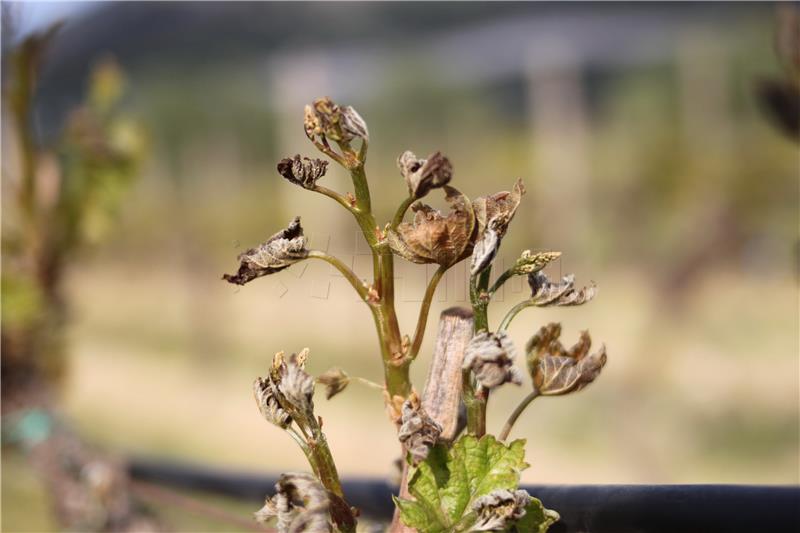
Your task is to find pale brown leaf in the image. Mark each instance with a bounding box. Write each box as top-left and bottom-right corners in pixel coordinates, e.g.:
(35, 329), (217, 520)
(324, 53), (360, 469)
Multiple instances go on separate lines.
(526, 324), (607, 396)
(397, 150), (453, 199)
(463, 331), (523, 389)
(527, 272), (596, 307)
(470, 179), (526, 274)
(316, 368), (350, 400)
(388, 186), (475, 267)
(398, 393), (442, 466)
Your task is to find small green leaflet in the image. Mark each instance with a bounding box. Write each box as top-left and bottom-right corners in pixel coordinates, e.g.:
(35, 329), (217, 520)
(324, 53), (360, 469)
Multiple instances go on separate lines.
(508, 499), (560, 533)
(394, 434), (558, 532)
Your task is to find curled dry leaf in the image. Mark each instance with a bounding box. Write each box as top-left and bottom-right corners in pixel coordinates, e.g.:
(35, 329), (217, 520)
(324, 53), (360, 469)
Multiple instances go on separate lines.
(254, 348), (316, 431)
(387, 186), (475, 267)
(463, 331), (523, 389)
(303, 96), (368, 144)
(254, 376), (292, 429)
(471, 489), (531, 531)
(273, 348), (316, 414)
(470, 226), (500, 277)
(526, 323), (607, 396)
(316, 368), (350, 400)
(527, 272), (597, 307)
(397, 150), (453, 199)
(277, 155), (328, 189)
(255, 472), (331, 533)
(470, 179), (526, 275)
(340, 105), (369, 141)
(223, 217), (308, 285)
(397, 393), (443, 466)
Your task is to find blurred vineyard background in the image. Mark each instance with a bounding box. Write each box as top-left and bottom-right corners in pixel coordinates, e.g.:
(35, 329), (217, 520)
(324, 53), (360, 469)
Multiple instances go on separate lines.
(2, 2), (798, 531)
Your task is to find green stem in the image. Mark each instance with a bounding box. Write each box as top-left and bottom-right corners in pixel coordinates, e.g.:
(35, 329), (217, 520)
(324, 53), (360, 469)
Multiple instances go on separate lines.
(464, 268), (492, 436)
(462, 372), (487, 437)
(344, 162), (384, 286)
(375, 245), (411, 402)
(306, 249), (405, 405)
(306, 419), (343, 496)
(498, 300), (532, 331)
(373, 298), (411, 401)
(304, 417), (357, 533)
(391, 195), (415, 229)
(312, 184), (357, 213)
(408, 265), (447, 360)
(358, 138), (369, 170)
(470, 268), (492, 331)
(315, 147), (411, 407)
(488, 267), (515, 297)
(349, 163), (372, 214)
(307, 250), (369, 301)
(287, 427), (318, 476)
(498, 389), (540, 441)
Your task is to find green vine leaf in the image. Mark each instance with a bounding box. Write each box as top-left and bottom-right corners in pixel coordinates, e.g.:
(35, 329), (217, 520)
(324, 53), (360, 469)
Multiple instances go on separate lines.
(396, 434), (558, 532)
(506, 498), (560, 533)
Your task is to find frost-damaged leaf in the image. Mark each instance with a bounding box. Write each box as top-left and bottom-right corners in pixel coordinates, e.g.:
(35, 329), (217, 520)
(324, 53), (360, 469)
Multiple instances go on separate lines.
(397, 150), (453, 199)
(398, 393), (443, 466)
(527, 272), (596, 307)
(388, 186), (475, 267)
(470, 179), (526, 275)
(397, 434), (534, 532)
(255, 472), (332, 533)
(472, 179), (526, 239)
(470, 226), (501, 277)
(273, 348), (316, 414)
(526, 323), (607, 396)
(471, 489), (530, 531)
(463, 331), (523, 390)
(223, 217), (308, 285)
(254, 348), (316, 431)
(254, 376), (292, 429)
(303, 96), (368, 144)
(507, 498), (560, 533)
(277, 155), (328, 189)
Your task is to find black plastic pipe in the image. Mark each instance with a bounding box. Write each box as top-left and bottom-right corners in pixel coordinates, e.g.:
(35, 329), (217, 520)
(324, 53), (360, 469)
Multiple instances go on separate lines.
(129, 458), (800, 532)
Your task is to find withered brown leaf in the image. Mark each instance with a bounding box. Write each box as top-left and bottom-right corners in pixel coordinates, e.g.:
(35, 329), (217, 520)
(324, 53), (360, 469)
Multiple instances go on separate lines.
(472, 178), (526, 241)
(526, 323), (607, 396)
(255, 472), (331, 532)
(471, 489), (531, 531)
(316, 368), (350, 400)
(470, 179), (526, 275)
(277, 155), (328, 189)
(254, 376), (292, 429)
(387, 186), (475, 267)
(303, 96), (367, 144)
(223, 217), (308, 286)
(397, 393), (442, 466)
(527, 272), (596, 306)
(397, 150), (453, 199)
(463, 330), (523, 389)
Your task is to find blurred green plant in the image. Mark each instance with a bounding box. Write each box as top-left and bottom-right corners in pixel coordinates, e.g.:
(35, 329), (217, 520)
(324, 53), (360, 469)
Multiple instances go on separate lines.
(3, 29), (146, 382)
(2, 22), (150, 531)
(226, 97), (609, 532)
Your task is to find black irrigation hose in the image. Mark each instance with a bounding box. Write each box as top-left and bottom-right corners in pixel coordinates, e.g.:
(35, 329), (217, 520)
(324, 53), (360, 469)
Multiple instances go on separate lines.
(129, 457), (800, 532)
